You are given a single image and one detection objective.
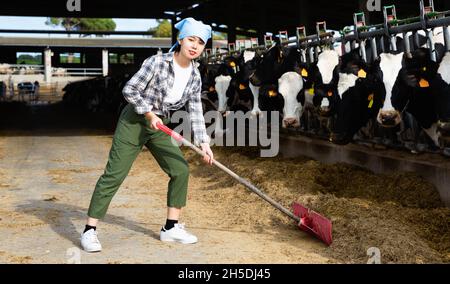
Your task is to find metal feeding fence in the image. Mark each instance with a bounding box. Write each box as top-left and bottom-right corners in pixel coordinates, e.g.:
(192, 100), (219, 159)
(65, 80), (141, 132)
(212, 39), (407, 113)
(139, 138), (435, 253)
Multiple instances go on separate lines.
(203, 0), (450, 63)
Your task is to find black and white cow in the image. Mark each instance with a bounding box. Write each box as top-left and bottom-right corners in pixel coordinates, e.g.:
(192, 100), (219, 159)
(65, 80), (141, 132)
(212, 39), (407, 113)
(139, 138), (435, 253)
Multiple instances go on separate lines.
(197, 56), (238, 112)
(329, 49), (385, 144)
(309, 49), (341, 118)
(249, 44), (304, 118)
(225, 50), (262, 113)
(433, 52), (450, 138)
(375, 48), (442, 146)
(248, 44), (310, 127)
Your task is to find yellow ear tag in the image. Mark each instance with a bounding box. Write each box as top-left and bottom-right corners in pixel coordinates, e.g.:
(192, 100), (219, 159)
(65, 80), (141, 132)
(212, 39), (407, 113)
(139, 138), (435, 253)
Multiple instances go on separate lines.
(358, 69), (367, 78)
(230, 62), (236, 67)
(368, 94), (374, 108)
(422, 67), (427, 71)
(301, 68), (308, 77)
(268, 90), (277, 97)
(209, 86), (215, 92)
(419, 78), (430, 88)
(239, 83), (246, 90)
(308, 83), (315, 95)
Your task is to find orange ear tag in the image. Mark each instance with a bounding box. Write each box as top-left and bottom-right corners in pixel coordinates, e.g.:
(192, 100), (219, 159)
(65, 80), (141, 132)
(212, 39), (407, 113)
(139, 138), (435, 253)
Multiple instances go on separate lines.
(268, 90), (277, 97)
(209, 86), (215, 92)
(239, 84), (246, 90)
(358, 69), (367, 78)
(327, 91), (333, 97)
(419, 78), (429, 88)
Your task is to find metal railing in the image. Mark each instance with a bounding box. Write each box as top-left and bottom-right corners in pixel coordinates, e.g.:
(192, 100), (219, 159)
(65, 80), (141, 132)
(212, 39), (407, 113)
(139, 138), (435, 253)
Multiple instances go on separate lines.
(1, 64), (102, 77)
(55, 67), (102, 76)
(0, 64), (44, 75)
(201, 0), (450, 64)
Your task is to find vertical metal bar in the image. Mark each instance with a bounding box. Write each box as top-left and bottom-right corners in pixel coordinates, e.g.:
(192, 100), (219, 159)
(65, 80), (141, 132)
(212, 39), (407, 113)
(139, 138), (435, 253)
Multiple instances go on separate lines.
(444, 26), (450, 52)
(360, 40), (367, 62)
(341, 40), (346, 55)
(301, 49), (307, 63)
(308, 46), (315, 63)
(403, 32), (411, 55)
(427, 29), (437, 62)
(390, 35), (397, 51)
(371, 37), (378, 60)
(380, 36), (385, 53)
(414, 31), (421, 49)
(351, 40), (356, 50)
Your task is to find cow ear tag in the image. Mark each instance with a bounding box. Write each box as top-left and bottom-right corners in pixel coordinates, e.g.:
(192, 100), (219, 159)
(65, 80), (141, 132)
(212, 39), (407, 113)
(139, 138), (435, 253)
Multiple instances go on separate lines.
(327, 91), (333, 97)
(239, 83), (246, 90)
(301, 68), (308, 77)
(358, 69), (367, 78)
(422, 66), (427, 71)
(229, 61), (236, 67)
(308, 83), (315, 95)
(268, 90), (277, 97)
(209, 86), (215, 92)
(367, 94), (374, 108)
(419, 78), (429, 88)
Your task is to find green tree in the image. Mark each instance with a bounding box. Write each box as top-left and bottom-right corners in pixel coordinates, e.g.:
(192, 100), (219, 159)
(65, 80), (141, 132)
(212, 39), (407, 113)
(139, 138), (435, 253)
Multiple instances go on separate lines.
(213, 32), (226, 40)
(46, 18), (116, 32)
(148, 19), (172, 38)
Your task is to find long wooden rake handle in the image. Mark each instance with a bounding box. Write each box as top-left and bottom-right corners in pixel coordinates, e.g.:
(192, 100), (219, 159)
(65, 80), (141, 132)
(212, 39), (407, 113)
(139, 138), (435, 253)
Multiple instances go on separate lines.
(156, 122), (300, 222)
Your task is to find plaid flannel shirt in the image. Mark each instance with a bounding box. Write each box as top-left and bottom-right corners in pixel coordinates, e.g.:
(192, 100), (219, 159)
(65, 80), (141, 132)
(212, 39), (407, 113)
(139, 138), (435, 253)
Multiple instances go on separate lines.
(122, 52), (210, 145)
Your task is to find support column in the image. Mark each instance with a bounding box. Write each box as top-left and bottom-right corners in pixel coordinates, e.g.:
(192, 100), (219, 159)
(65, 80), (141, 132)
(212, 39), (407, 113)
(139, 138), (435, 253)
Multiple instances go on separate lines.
(258, 5), (268, 47)
(228, 24), (236, 46)
(44, 48), (52, 83)
(102, 49), (108, 77)
(206, 34), (213, 50)
(358, 0), (371, 24)
(171, 17), (178, 48)
(299, 0), (310, 33)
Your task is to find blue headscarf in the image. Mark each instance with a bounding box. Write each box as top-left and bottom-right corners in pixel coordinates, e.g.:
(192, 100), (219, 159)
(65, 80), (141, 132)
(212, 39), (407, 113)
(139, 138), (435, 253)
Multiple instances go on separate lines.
(169, 17), (212, 52)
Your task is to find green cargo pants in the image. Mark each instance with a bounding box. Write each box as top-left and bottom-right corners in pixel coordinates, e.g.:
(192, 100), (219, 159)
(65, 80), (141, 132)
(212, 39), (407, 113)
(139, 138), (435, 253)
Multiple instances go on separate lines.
(87, 103), (189, 219)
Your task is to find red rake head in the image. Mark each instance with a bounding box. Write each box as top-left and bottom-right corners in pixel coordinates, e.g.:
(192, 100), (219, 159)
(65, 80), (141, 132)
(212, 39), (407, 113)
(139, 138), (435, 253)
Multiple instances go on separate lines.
(292, 202), (332, 246)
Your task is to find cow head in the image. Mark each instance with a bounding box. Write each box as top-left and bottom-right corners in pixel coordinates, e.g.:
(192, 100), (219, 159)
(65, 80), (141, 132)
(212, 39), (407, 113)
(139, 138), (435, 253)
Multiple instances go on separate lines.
(249, 44), (301, 86)
(436, 52), (450, 135)
(330, 48), (384, 144)
(226, 78), (254, 113)
(258, 84), (284, 115)
(237, 50), (262, 82)
(375, 52), (404, 127)
(278, 71), (304, 128)
(311, 50), (340, 117)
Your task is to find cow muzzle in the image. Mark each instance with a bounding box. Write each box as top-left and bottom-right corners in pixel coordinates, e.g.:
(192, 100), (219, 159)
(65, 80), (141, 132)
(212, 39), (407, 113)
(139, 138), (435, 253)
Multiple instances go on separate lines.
(329, 132), (351, 145)
(249, 73), (262, 87)
(438, 119), (450, 135)
(282, 117), (300, 128)
(377, 110), (401, 127)
(318, 98), (332, 117)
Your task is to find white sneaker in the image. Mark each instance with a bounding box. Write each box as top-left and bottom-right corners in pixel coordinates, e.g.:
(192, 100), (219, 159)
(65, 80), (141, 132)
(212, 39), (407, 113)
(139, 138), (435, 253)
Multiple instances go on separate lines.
(160, 223), (198, 244)
(80, 229), (102, 252)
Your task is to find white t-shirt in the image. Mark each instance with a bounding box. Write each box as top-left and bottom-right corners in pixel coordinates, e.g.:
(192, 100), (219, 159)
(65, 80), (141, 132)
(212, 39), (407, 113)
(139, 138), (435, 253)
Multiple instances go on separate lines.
(164, 57), (193, 104)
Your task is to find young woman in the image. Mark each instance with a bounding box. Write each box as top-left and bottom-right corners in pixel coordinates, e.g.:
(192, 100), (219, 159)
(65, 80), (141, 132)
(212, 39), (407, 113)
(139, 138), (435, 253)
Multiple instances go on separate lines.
(81, 18), (214, 252)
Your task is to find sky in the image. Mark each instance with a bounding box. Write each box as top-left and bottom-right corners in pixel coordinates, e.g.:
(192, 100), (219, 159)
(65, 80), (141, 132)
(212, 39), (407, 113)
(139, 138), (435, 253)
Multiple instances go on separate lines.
(0, 16), (159, 37)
